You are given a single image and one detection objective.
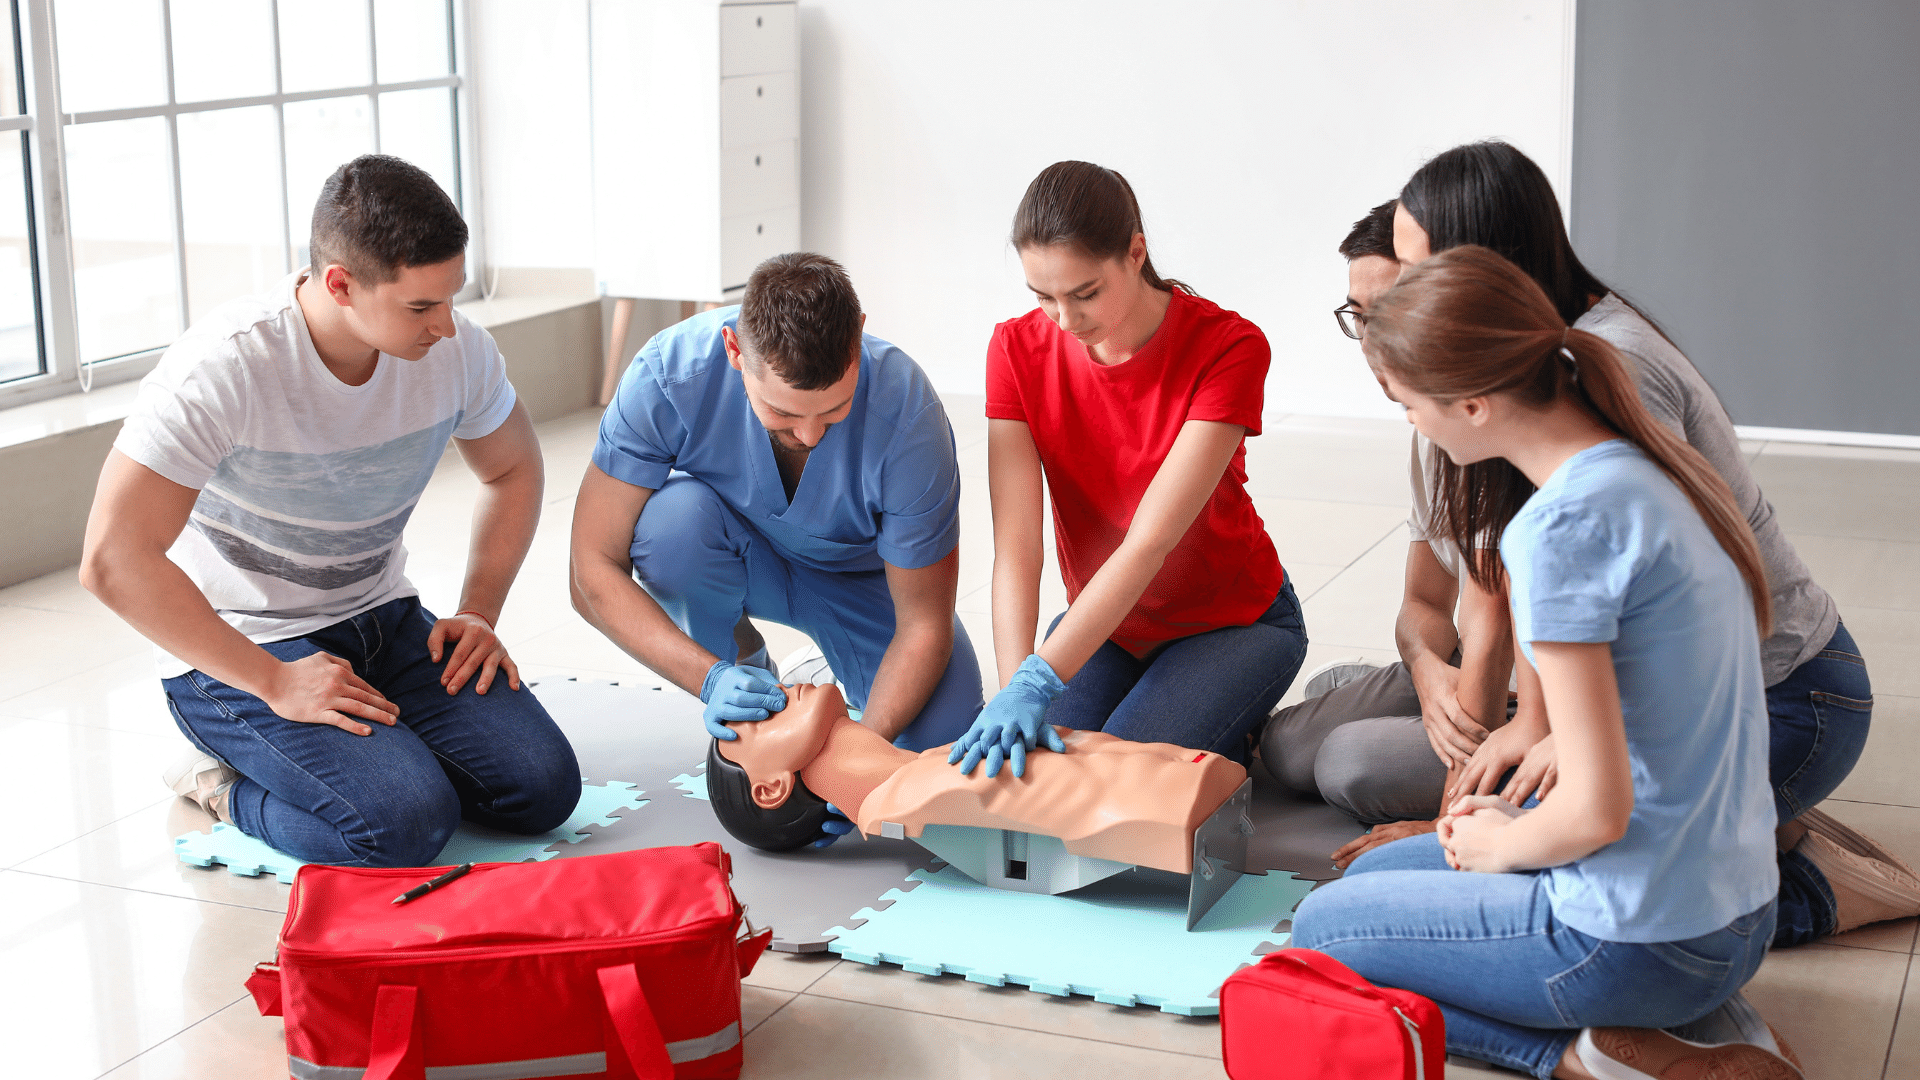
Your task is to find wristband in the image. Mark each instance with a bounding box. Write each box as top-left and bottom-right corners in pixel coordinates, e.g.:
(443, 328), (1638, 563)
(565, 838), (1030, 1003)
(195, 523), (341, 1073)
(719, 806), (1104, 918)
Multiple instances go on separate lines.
(454, 609), (494, 629)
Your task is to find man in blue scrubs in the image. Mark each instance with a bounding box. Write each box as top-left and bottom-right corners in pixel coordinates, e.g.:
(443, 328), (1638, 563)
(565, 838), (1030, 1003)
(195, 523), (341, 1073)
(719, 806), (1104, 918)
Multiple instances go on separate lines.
(571, 253), (981, 752)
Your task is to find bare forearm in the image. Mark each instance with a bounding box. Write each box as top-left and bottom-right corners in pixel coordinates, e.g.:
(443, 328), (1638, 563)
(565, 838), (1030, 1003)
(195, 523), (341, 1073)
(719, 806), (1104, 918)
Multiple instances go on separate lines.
(570, 556), (720, 695)
(860, 621), (955, 741)
(84, 550), (281, 696)
(1036, 538), (1165, 680)
(1396, 597), (1459, 683)
(459, 468), (542, 622)
(990, 552), (1042, 689)
(1486, 798), (1619, 871)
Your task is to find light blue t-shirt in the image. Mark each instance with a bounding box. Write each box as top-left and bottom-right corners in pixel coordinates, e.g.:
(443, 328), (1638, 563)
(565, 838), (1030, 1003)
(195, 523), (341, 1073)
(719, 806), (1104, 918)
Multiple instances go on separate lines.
(593, 307), (960, 573)
(1502, 440), (1778, 943)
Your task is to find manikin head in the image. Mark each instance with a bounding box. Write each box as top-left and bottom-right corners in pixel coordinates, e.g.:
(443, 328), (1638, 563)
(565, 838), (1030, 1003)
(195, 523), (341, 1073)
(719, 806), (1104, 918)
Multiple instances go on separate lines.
(721, 253), (865, 453)
(308, 154), (468, 361)
(706, 682), (844, 852)
(1011, 160), (1188, 351)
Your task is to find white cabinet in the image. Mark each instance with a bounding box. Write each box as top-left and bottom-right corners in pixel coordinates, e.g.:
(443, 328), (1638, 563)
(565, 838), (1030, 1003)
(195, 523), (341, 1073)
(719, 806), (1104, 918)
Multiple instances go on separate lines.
(591, 1), (800, 302)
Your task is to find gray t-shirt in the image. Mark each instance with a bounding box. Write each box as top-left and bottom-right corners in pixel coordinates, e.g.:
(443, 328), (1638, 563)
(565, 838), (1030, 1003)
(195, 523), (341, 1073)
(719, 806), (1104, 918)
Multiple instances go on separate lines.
(1407, 293), (1838, 686)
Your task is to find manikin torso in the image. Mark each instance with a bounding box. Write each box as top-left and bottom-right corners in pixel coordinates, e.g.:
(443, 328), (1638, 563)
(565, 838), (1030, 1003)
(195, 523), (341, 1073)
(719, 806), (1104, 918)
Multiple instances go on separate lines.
(719, 683), (1246, 874)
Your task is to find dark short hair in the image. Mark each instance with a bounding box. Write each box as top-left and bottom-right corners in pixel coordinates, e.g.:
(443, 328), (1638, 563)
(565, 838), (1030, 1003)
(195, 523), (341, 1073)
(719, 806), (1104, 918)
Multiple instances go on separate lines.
(735, 253), (863, 391)
(704, 740), (835, 852)
(1339, 200), (1398, 262)
(310, 154), (467, 284)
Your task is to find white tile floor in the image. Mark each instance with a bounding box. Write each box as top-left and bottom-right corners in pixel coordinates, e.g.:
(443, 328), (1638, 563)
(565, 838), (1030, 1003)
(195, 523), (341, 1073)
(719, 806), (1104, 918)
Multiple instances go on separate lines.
(3, 395), (1918, 1078)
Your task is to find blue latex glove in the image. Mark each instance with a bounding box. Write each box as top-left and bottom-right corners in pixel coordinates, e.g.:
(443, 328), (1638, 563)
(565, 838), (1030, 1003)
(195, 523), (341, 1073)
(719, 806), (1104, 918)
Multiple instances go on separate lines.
(701, 661), (786, 740)
(810, 802), (857, 849)
(947, 653), (1068, 778)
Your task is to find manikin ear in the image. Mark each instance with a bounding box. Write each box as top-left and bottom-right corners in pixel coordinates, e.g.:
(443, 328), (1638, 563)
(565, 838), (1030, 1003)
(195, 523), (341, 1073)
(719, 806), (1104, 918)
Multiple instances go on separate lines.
(750, 772), (793, 810)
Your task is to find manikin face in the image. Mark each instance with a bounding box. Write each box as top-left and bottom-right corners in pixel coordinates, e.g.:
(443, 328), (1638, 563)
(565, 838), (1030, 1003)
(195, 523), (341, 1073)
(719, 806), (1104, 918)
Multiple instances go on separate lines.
(1018, 236), (1148, 352)
(1392, 204), (1433, 269)
(723, 325), (861, 453)
(1344, 254), (1399, 334)
(718, 682), (843, 809)
(320, 255), (466, 361)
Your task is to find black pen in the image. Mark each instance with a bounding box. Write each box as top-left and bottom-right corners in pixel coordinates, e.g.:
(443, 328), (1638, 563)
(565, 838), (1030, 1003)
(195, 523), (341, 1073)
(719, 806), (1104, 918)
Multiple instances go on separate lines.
(392, 863), (474, 905)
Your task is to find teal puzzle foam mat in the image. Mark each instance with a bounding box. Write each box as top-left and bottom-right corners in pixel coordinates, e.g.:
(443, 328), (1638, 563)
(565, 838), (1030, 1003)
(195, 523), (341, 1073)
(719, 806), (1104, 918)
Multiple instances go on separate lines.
(173, 780), (648, 883)
(825, 864), (1315, 1016)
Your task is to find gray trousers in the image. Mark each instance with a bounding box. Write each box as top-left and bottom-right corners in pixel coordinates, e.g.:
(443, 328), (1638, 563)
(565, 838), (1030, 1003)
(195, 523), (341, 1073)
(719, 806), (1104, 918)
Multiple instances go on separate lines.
(1259, 662), (1450, 825)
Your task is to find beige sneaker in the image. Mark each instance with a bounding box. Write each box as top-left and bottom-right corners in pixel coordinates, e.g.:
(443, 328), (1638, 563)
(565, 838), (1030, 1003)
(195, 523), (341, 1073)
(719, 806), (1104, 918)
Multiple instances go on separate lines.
(1797, 828), (1920, 933)
(1577, 1026), (1802, 1079)
(162, 749), (238, 822)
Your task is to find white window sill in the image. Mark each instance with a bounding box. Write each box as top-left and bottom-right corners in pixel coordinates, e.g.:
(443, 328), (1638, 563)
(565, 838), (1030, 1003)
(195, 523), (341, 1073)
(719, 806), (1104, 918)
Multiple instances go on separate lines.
(0, 289), (602, 454)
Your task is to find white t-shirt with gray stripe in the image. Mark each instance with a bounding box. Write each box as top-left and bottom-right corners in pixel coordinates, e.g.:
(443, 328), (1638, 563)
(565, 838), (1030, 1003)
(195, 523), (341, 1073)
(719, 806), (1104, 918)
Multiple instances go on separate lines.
(115, 271), (516, 677)
(1409, 293), (1838, 686)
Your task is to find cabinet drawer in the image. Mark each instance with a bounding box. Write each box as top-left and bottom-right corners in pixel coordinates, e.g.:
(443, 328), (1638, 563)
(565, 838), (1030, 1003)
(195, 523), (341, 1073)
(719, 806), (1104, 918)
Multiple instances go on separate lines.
(720, 70), (798, 148)
(720, 205), (801, 292)
(720, 3), (796, 77)
(722, 139), (799, 218)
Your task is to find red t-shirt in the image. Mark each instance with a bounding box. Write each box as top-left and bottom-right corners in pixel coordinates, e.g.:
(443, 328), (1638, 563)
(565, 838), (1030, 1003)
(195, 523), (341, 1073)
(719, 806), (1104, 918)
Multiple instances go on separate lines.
(985, 289), (1285, 657)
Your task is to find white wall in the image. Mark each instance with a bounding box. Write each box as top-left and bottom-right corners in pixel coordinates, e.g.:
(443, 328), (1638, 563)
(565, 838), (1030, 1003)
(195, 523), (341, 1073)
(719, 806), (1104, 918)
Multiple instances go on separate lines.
(470, 0), (597, 271)
(798, 0), (1572, 418)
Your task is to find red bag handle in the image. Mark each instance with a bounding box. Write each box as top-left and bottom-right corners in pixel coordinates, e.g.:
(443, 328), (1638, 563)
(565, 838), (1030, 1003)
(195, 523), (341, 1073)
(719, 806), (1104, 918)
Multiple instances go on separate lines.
(598, 963), (674, 1080)
(1265, 948), (1387, 1001)
(363, 984), (423, 1080)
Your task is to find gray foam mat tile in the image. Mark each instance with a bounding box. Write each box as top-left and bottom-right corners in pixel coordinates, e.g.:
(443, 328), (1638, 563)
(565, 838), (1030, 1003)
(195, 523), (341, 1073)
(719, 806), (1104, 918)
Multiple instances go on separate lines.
(530, 677), (938, 952)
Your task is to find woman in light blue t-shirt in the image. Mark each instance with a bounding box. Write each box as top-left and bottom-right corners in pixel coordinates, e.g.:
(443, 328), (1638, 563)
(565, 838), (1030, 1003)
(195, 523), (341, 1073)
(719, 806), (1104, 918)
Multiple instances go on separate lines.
(1292, 246), (1797, 1080)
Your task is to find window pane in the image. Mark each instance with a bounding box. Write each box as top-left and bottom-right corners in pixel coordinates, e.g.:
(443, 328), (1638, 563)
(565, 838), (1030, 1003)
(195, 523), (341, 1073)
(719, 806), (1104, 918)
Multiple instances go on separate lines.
(278, 2), (370, 93)
(170, 0), (274, 103)
(179, 106), (283, 323)
(284, 96), (373, 268)
(1, 0), (21, 115)
(55, 0), (168, 114)
(0, 133), (39, 382)
(375, 0), (451, 84)
(378, 88), (456, 206)
(65, 117), (180, 362)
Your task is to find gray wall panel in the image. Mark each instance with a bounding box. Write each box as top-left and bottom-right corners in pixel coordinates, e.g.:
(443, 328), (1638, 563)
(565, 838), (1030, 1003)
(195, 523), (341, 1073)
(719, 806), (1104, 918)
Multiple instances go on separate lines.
(1571, 1), (1920, 435)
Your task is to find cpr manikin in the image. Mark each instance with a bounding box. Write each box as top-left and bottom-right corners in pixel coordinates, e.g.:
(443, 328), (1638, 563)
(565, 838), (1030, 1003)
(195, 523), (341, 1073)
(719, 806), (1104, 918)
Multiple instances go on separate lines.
(706, 683), (1256, 925)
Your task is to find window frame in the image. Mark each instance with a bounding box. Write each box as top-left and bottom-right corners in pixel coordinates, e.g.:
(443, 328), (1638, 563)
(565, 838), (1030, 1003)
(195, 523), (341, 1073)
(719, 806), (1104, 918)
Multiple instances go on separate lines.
(1, 0), (481, 408)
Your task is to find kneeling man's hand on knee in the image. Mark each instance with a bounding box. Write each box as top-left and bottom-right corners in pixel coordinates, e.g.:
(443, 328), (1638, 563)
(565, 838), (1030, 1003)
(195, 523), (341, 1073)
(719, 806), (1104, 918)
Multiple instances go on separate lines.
(429, 612), (520, 696)
(265, 653), (400, 736)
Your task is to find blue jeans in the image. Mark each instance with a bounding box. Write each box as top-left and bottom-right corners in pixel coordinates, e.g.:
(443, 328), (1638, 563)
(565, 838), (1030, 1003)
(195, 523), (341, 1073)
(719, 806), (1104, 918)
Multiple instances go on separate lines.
(164, 596), (582, 867)
(630, 475), (983, 751)
(1292, 834), (1776, 1079)
(1041, 581), (1307, 762)
(1771, 620), (1873, 945)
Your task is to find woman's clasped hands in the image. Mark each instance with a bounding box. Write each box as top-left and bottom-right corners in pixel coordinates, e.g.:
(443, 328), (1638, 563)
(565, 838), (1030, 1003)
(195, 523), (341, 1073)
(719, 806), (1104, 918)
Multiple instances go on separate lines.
(1436, 794), (1529, 873)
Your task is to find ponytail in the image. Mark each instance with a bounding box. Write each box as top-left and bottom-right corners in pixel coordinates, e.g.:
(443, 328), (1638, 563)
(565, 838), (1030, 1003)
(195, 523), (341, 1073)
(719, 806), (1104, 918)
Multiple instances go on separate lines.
(1367, 246), (1771, 635)
(1011, 160), (1193, 296)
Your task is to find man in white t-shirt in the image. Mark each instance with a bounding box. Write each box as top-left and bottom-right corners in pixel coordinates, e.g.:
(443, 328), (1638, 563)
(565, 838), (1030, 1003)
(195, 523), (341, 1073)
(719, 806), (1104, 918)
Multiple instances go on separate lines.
(81, 155), (580, 868)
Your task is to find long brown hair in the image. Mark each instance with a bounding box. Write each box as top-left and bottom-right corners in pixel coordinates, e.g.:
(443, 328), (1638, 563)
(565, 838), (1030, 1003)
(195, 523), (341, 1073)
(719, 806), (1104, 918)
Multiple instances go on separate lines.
(1366, 246), (1771, 634)
(1011, 160), (1191, 295)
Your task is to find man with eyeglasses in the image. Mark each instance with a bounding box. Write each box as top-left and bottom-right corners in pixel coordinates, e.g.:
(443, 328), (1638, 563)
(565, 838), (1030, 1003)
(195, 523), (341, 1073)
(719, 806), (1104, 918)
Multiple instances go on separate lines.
(1257, 200), (1518, 864)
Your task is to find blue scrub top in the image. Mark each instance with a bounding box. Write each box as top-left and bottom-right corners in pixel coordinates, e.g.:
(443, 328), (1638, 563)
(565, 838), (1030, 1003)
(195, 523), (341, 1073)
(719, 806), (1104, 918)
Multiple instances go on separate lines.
(593, 307), (961, 574)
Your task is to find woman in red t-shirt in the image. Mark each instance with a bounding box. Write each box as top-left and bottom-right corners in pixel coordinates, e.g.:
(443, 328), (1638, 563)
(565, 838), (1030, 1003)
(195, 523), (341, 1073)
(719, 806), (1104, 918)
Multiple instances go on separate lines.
(948, 161), (1307, 778)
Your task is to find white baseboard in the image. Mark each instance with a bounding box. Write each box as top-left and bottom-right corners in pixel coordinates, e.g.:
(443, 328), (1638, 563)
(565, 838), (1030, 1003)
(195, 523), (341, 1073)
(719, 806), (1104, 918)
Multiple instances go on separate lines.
(1734, 425), (1920, 451)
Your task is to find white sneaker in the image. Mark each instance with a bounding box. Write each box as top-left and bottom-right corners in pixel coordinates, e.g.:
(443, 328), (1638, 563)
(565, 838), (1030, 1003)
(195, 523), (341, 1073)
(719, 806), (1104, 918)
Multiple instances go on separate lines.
(1300, 657), (1382, 701)
(162, 749), (238, 819)
(777, 643), (836, 687)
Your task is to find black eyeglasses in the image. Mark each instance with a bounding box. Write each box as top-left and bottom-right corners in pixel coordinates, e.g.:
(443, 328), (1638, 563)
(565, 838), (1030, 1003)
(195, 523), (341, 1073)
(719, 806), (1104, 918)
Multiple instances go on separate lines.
(1334, 304), (1365, 340)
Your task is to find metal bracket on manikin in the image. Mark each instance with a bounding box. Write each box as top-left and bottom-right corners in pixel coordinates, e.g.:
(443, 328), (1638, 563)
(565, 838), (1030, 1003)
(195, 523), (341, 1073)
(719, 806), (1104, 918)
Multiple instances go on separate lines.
(906, 823), (1135, 895)
(1186, 778), (1255, 931)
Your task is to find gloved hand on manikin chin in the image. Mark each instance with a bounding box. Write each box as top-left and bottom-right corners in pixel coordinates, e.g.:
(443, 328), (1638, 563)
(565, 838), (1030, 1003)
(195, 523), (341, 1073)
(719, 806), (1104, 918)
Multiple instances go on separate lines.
(701, 661), (787, 740)
(948, 653), (1068, 779)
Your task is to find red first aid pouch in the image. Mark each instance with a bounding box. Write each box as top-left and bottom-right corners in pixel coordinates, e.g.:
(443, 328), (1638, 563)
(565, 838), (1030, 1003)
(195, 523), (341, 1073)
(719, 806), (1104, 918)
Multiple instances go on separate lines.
(245, 843), (772, 1080)
(1220, 948), (1446, 1080)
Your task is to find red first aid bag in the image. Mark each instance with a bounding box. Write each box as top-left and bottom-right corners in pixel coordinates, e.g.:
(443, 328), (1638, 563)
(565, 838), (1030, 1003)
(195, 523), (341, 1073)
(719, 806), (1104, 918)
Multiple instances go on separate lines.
(245, 843), (773, 1080)
(1219, 948), (1446, 1080)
